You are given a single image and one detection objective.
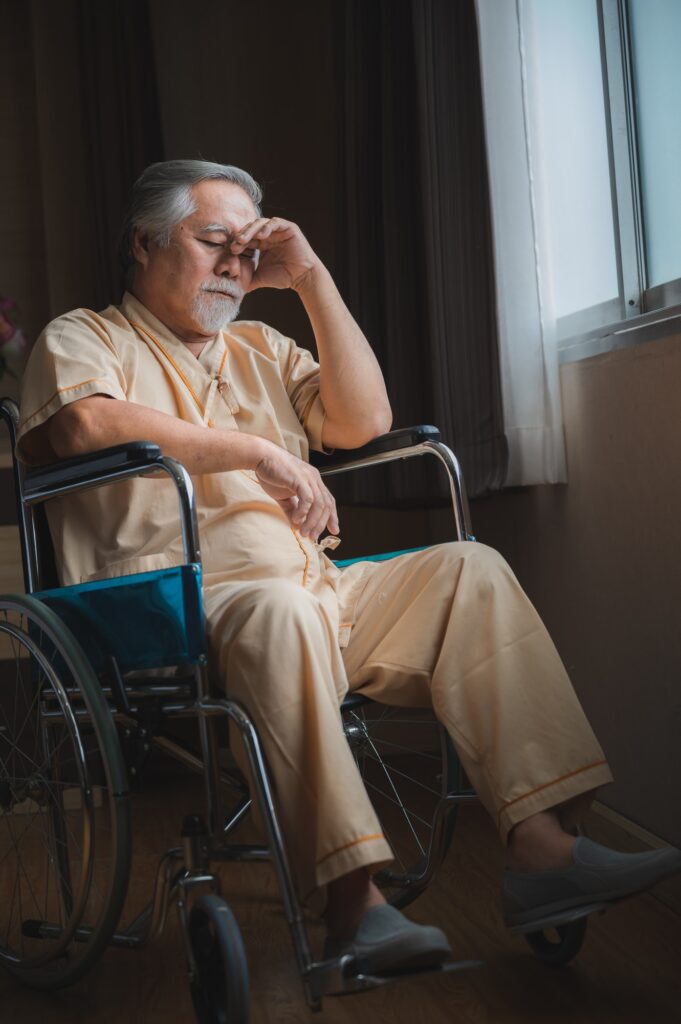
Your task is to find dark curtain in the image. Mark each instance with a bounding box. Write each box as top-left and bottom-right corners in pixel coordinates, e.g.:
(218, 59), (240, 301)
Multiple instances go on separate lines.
(334, 0), (507, 505)
(76, 0), (164, 308)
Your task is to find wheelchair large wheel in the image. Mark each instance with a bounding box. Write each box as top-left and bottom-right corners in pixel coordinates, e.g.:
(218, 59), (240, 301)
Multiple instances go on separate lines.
(342, 698), (461, 908)
(0, 594), (132, 989)
(188, 894), (250, 1024)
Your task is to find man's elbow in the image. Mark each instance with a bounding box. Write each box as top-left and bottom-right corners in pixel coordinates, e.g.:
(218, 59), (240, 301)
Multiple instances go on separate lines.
(49, 400), (107, 460)
(324, 407), (393, 449)
(362, 409), (393, 444)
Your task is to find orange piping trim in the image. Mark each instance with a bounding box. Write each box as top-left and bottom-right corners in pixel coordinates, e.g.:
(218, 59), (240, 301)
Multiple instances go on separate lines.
(216, 346), (228, 378)
(316, 833), (386, 867)
(24, 377), (110, 425)
(129, 321), (205, 419)
(291, 529), (310, 587)
(498, 759), (609, 825)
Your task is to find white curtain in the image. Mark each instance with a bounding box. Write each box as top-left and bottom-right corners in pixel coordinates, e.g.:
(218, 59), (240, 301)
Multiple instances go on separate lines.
(475, 0), (567, 485)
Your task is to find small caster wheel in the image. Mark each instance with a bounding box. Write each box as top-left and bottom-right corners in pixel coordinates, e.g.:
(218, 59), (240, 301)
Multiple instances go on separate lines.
(525, 916), (587, 966)
(188, 895), (249, 1024)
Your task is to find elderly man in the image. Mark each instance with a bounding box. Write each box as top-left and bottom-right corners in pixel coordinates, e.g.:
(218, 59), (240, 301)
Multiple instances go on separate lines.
(17, 160), (681, 973)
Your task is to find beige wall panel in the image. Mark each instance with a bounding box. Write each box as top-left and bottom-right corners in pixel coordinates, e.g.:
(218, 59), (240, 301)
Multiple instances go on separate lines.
(0, 525), (24, 594)
(0, 0), (50, 356)
(0, 523), (26, 659)
(429, 331), (681, 846)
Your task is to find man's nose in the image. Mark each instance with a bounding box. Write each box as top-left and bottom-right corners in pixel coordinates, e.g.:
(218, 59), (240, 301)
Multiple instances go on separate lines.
(216, 250), (241, 278)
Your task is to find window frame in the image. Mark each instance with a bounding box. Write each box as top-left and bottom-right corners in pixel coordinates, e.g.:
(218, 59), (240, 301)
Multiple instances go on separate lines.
(556, 0), (681, 362)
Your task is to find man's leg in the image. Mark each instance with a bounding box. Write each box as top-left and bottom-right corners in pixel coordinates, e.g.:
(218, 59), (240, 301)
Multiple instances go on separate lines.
(341, 541), (612, 840)
(340, 542), (681, 921)
(203, 577), (392, 904)
(204, 575), (453, 968)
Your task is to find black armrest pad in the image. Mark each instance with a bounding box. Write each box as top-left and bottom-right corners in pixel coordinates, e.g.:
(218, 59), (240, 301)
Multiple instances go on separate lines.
(310, 425), (441, 469)
(23, 441), (163, 497)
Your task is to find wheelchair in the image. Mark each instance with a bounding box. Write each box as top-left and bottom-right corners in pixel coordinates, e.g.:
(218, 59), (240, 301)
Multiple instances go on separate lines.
(0, 397), (589, 1022)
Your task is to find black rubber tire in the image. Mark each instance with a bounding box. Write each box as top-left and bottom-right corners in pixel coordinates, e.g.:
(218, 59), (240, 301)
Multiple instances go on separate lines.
(524, 916), (588, 966)
(341, 698), (462, 909)
(0, 594), (132, 989)
(188, 895), (250, 1024)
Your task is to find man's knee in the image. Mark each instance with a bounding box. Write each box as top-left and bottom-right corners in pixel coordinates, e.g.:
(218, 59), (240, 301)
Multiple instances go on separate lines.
(433, 540), (509, 577)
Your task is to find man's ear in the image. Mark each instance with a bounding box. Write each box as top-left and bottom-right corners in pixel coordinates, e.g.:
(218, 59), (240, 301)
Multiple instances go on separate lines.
(131, 227), (151, 269)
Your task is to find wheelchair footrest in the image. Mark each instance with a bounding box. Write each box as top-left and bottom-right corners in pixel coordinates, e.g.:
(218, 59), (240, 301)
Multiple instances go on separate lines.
(507, 901), (608, 935)
(306, 953), (483, 1000)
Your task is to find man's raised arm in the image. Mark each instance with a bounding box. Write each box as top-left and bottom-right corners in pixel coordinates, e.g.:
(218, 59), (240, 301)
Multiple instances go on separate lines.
(231, 218), (393, 449)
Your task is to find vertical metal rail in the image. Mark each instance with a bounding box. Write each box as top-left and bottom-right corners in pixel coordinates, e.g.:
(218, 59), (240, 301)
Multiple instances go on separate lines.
(422, 441), (473, 542)
(0, 399), (39, 591)
(194, 662), (225, 840)
(317, 438), (474, 543)
(203, 699), (316, 988)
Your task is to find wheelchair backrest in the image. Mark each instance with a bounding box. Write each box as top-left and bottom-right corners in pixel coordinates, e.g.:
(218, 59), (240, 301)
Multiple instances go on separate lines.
(0, 398), (59, 592)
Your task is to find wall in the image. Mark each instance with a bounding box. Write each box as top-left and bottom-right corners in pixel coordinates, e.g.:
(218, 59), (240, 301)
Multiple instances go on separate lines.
(0, 0), (49, 398)
(429, 332), (681, 846)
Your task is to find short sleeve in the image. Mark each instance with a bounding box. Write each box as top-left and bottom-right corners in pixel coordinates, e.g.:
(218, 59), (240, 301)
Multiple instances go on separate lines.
(276, 334), (329, 453)
(17, 309), (127, 462)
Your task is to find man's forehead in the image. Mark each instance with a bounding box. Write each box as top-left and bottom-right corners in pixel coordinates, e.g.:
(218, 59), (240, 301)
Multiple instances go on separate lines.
(187, 180), (257, 228)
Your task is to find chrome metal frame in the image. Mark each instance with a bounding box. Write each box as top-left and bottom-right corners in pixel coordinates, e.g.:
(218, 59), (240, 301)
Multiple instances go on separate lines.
(0, 397), (480, 1008)
(317, 439), (474, 543)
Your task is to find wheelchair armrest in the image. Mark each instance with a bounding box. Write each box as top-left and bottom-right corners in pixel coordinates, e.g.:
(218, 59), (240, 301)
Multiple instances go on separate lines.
(310, 425), (441, 471)
(311, 424), (474, 543)
(23, 442), (163, 499)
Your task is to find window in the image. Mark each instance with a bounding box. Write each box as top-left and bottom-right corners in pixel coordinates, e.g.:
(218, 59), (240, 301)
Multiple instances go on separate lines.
(524, 0), (681, 354)
(627, 0), (681, 303)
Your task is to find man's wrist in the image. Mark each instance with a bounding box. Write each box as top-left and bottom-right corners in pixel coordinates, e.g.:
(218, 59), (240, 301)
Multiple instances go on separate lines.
(229, 431), (272, 471)
(292, 258), (329, 298)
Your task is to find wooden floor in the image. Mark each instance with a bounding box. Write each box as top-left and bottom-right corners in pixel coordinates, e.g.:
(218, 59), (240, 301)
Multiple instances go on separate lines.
(1, 756), (680, 1024)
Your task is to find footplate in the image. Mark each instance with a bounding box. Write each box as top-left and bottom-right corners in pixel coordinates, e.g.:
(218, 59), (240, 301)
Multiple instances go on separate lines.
(508, 901), (608, 935)
(305, 954), (483, 1001)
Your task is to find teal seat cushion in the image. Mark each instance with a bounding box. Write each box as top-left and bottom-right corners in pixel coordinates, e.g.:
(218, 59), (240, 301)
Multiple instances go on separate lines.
(35, 564), (205, 674)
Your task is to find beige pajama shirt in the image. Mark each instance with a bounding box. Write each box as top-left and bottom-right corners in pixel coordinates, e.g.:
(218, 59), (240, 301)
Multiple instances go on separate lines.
(18, 293), (613, 903)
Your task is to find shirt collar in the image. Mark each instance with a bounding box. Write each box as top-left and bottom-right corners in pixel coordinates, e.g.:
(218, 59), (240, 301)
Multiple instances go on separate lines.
(119, 291), (230, 377)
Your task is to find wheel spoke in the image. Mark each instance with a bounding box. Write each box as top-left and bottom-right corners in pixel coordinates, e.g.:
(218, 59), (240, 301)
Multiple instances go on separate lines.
(0, 597), (131, 982)
(361, 777), (433, 832)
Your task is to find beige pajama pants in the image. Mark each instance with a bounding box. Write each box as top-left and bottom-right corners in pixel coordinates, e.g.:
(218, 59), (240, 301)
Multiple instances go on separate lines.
(203, 542), (612, 903)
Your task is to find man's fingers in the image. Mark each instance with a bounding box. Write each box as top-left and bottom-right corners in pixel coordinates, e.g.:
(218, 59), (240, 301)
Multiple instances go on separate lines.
(231, 218), (291, 252)
(297, 483), (338, 541)
(255, 450), (338, 540)
(290, 479), (314, 523)
(327, 505), (340, 535)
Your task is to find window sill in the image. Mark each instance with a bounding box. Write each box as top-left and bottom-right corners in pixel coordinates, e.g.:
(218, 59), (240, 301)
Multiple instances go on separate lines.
(558, 303), (681, 364)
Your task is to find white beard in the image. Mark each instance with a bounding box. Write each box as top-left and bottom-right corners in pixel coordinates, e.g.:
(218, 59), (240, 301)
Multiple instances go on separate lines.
(191, 287), (243, 332)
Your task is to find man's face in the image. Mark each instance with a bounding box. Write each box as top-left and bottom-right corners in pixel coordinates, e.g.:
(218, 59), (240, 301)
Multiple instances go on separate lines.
(133, 179), (259, 337)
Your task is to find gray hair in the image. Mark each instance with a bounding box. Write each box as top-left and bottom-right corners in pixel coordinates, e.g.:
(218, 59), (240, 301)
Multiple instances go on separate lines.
(119, 159), (263, 286)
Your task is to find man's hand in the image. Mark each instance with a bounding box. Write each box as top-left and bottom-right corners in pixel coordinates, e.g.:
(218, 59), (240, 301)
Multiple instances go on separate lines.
(231, 217), (320, 293)
(255, 444), (339, 541)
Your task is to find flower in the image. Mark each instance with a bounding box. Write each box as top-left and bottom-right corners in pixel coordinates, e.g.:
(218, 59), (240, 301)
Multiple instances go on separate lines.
(0, 296), (27, 380)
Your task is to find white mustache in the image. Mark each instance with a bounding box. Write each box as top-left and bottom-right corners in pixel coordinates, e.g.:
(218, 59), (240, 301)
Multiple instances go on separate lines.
(202, 284), (242, 298)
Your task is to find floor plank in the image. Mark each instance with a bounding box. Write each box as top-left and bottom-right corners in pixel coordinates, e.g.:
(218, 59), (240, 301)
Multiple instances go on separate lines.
(1, 755), (679, 1023)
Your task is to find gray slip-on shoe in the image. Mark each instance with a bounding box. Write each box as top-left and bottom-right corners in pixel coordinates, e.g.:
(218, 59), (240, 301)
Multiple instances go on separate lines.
(503, 837), (681, 930)
(323, 904), (452, 975)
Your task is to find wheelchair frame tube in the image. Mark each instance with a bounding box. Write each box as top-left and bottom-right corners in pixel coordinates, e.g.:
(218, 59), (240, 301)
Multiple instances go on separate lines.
(0, 399), (40, 591)
(201, 697), (315, 979)
(317, 440), (474, 542)
(18, 456), (201, 587)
